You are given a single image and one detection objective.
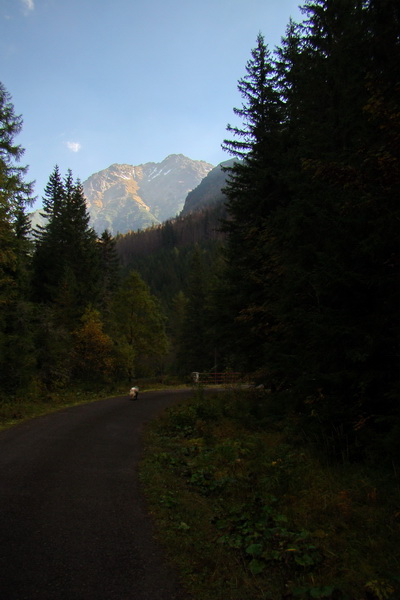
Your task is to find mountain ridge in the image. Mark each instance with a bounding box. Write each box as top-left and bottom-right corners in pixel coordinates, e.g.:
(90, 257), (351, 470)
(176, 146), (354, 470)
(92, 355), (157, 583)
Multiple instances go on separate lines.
(83, 154), (214, 234)
(180, 159), (233, 216)
(29, 154), (214, 236)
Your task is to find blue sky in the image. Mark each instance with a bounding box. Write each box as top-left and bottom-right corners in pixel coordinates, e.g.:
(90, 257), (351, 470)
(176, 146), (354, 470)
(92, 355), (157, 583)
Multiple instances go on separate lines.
(1, 0), (303, 208)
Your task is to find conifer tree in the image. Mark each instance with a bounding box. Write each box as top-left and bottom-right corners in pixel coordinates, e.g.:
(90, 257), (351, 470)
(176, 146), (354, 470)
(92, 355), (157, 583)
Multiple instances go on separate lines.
(0, 83), (34, 214)
(259, 0), (372, 387)
(62, 173), (100, 310)
(32, 165), (64, 303)
(220, 33), (285, 372)
(98, 229), (120, 321)
(269, 0), (398, 422)
(0, 83), (34, 301)
(32, 167), (99, 318)
(222, 33), (282, 160)
(291, 0), (400, 454)
(0, 82), (35, 392)
(176, 246), (214, 374)
(218, 1), (400, 459)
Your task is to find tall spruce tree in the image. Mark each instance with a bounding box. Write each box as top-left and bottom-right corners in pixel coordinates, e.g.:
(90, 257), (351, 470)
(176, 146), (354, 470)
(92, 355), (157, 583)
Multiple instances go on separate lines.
(62, 173), (100, 310)
(32, 167), (99, 321)
(98, 229), (120, 323)
(221, 33), (286, 372)
(176, 246), (214, 374)
(0, 83), (34, 301)
(293, 0), (400, 457)
(268, 0), (400, 457)
(259, 0), (372, 389)
(219, 1), (400, 459)
(0, 82), (35, 393)
(32, 165), (64, 303)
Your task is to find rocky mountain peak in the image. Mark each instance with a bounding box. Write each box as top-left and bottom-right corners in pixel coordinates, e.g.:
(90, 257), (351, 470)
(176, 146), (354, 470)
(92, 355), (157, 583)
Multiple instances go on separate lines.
(82, 154), (213, 235)
(28, 155), (214, 236)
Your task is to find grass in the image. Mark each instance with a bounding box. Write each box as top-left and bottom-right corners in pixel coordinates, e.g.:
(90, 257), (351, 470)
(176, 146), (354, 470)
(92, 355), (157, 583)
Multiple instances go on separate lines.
(139, 386), (400, 600)
(0, 385), (123, 430)
(0, 376), (185, 431)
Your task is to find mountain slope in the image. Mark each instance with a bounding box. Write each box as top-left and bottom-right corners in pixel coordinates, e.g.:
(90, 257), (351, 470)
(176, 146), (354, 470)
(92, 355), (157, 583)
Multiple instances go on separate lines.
(29, 154), (214, 236)
(180, 159), (233, 216)
(83, 154), (213, 234)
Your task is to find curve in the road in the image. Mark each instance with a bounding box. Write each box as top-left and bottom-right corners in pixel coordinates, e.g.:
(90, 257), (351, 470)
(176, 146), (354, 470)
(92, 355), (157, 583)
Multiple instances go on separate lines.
(0, 389), (194, 600)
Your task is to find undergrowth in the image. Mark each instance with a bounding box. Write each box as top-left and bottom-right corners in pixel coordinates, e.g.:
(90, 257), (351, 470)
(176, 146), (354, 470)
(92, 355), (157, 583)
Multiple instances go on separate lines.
(0, 382), (132, 430)
(139, 386), (400, 600)
(0, 377), (185, 430)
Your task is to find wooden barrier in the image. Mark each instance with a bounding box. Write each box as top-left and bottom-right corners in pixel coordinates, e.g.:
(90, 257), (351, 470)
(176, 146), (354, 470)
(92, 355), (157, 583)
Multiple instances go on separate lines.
(191, 372), (241, 385)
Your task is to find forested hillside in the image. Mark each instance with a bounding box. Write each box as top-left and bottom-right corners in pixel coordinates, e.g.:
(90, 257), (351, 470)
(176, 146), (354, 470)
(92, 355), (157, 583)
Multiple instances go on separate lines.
(115, 203), (227, 374)
(215, 0), (400, 464)
(1, 0), (399, 467)
(180, 159), (234, 216)
(118, 0), (400, 464)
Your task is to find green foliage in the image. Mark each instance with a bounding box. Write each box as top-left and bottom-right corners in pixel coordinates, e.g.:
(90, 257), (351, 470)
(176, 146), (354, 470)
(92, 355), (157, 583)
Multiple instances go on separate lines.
(34, 305), (72, 389)
(0, 384), (128, 430)
(32, 167), (100, 312)
(0, 82), (34, 216)
(0, 84), (175, 397)
(0, 82), (35, 394)
(176, 246), (215, 373)
(97, 229), (121, 320)
(0, 300), (36, 393)
(215, 495), (321, 575)
(222, 32), (282, 160)
(111, 270), (169, 378)
(140, 390), (400, 600)
(2, 0), (400, 474)
(216, 0), (400, 463)
(293, 585), (336, 599)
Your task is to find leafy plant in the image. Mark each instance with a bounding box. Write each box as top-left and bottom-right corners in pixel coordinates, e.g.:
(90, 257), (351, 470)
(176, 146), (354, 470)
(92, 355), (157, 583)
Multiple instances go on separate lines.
(293, 585), (336, 599)
(215, 497), (321, 575)
(365, 580), (396, 600)
(140, 390), (400, 600)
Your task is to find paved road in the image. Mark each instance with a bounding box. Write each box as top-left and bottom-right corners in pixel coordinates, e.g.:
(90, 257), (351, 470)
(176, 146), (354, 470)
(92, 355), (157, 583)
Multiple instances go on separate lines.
(0, 390), (194, 600)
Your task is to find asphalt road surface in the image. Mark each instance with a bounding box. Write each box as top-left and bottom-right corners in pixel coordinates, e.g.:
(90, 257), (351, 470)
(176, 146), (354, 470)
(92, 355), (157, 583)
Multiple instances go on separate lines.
(0, 390), (195, 600)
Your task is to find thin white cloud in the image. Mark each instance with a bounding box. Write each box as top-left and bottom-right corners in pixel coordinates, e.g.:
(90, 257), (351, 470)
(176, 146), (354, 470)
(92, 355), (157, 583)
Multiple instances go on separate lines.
(66, 141), (81, 153)
(21, 0), (34, 14)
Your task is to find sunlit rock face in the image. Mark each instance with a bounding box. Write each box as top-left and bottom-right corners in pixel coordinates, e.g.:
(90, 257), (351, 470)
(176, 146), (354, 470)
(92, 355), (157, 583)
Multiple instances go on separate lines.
(82, 154), (214, 235)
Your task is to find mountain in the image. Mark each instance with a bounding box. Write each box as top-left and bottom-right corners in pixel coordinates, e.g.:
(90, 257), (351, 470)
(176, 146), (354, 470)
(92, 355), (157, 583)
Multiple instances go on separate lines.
(115, 159), (234, 269)
(29, 154), (213, 236)
(83, 154), (213, 235)
(180, 159), (234, 216)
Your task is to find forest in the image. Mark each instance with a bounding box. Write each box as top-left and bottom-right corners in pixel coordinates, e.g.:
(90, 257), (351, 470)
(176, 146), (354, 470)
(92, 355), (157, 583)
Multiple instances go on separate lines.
(1, 0), (399, 471)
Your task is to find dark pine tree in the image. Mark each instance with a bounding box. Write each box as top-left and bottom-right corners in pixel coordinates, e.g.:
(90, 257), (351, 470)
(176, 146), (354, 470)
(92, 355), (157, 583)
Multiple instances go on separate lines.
(290, 0), (400, 459)
(32, 165), (65, 303)
(267, 0), (400, 459)
(176, 246), (214, 374)
(32, 168), (100, 327)
(220, 33), (286, 373)
(98, 229), (121, 324)
(216, 2), (400, 462)
(0, 82), (35, 393)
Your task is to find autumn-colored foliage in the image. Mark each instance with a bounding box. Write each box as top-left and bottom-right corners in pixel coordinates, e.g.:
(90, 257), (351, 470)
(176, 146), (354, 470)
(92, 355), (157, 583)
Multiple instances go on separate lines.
(72, 308), (114, 382)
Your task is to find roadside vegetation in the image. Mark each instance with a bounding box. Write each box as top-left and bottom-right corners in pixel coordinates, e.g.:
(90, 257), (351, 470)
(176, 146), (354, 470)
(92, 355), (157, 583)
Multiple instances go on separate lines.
(0, 385), (122, 431)
(0, 378), (181, 431)
(1, 3), (399, 596)
(140, 387), (400, 600)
